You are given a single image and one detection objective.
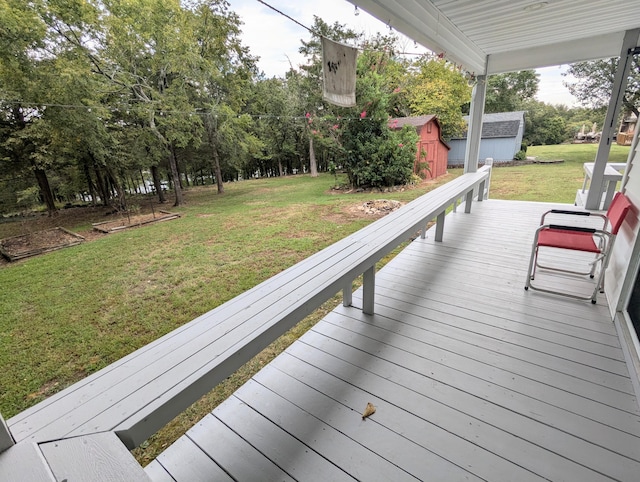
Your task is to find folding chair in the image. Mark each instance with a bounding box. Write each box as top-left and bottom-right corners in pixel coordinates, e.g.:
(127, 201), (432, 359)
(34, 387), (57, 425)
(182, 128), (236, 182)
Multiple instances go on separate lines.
(525, 192), (632, 303)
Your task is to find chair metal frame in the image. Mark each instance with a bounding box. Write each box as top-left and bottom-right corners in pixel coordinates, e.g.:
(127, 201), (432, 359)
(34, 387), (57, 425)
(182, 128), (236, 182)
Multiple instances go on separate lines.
(525, 192), (632, 304)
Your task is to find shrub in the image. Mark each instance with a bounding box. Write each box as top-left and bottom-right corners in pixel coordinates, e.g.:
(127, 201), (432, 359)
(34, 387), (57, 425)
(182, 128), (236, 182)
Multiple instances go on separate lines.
(514, 149), (527, 160)
(342, 120), (418, 188)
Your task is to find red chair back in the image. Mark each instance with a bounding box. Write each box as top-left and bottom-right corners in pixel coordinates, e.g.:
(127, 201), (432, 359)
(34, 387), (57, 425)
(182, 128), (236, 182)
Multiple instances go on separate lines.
(607, 192), (632, 234)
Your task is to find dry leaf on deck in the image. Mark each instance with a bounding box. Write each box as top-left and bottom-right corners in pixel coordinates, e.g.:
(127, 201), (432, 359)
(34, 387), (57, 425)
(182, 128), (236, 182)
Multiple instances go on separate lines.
(362, 402), (376, 420)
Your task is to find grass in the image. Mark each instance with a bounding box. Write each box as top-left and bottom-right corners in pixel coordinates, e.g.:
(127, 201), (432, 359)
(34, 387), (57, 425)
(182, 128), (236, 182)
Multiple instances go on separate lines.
(489, 144), (630, 203)
(0, 144), (630, 463)
(0, 172), (455, 463)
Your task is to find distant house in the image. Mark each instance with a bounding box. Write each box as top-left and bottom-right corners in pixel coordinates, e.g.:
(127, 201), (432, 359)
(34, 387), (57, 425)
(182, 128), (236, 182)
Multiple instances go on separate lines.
(617, 111), (637, 146)
(447, 111), (526, 166)
(389, 115), (450, 180)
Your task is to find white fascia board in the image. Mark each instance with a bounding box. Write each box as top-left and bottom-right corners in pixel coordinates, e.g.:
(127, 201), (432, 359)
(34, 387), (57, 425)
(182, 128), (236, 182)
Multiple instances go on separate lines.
(348, 0), (488, 74)
(486, 31), (631, 74)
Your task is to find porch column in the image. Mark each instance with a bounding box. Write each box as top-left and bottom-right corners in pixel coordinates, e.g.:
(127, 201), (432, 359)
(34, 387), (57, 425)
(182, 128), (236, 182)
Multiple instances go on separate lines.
(464, 74), (487, 174)
(585, 29), (640, 210)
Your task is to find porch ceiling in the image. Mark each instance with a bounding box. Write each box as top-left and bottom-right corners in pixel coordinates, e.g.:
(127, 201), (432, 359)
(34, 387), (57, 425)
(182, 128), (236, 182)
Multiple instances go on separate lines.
(347, 0), (640, 75)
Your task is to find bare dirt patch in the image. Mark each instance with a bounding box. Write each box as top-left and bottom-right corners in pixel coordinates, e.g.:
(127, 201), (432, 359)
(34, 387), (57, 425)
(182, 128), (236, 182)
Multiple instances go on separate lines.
(0, 227), (85, 261)
(321, 199), (406, 227)
(0, 203), (177, 265)
(92, 211), (180, 233)
(349, 199), (404, 217)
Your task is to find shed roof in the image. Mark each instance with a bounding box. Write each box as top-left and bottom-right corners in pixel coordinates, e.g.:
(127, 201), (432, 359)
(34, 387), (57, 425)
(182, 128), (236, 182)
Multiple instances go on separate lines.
(389, 115), (450, 149)
(452, 112), (525, 140)
(389, 115), (436, 129)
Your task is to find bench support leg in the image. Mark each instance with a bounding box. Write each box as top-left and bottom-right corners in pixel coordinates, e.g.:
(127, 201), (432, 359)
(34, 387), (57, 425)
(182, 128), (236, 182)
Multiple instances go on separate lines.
(435, 211), (445, 242)
(420, 225), (427, 239)
(343, 279), (353, 307)
(0, 413), (14, 453)
(465, 190), (473, 213)
(478, 179), (486, 201)
(363, 266), (375, 315)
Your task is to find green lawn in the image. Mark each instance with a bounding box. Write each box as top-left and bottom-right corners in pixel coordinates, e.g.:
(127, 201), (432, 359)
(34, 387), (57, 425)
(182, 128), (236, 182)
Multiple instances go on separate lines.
(490, 144), (630, 203)
(0, 144), (630, 463)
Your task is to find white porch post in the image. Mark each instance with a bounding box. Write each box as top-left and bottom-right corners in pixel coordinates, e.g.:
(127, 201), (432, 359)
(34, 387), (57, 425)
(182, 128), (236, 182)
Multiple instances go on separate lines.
(464, 74), (487, 174)
(585, 29), (640, 210)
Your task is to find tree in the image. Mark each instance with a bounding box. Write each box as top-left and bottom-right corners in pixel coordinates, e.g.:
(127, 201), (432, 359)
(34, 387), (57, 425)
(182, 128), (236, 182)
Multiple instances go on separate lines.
(340, 48), (418, 188)
(298, 17), (361, 177)
(405, 58), (471, 139)
(97, 0), (208, 206)
(564, 57), (640, 116)
(246, 77), (303, 177)
(562, 106), (607, 142)
(189, 0), (256, 193)
(485, 70), (539, 113)
(522, 100), (567, 145)
(0, 1), (59, 215)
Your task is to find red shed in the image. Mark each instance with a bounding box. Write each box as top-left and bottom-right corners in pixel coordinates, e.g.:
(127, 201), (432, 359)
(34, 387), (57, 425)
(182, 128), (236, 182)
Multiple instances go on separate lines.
(389, 115), (450, 180)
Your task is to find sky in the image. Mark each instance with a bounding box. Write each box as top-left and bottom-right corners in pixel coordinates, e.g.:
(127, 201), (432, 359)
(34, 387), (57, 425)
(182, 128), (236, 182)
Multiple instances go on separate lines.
(226, 0), (580, 107)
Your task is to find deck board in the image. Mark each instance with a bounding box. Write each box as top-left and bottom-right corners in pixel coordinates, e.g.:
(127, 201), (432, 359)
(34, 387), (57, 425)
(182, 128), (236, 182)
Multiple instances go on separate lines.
(333, 304), (638, 414)
(186, 414), (296, 482)
(150, 199), (640, 481)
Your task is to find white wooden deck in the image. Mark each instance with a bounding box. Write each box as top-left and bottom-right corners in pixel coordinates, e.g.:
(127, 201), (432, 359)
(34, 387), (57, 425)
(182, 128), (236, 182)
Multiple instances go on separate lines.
(148, 199), (640, 482)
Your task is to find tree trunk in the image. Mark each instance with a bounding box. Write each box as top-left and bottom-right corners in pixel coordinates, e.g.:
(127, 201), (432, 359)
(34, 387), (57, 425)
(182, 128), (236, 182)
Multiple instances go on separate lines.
(151, 165), (166, 203)
(168, 146), (183, 206)
(183, 169), (190, 187)
(126, 175), (135, 194)
(32, 162), (57, 216)
(205, 114), (224, 194)
(105, 166), (126, 211)
(309, 136), (318, 177)
(212, 147), (224, 194)
(148, 110), (182, 205)
(140, 170), (148, 194)
(624, 99), (639, 118)
(173, 146), (184, 190)
(14, 107), (57, 216)
(83, 158), (98, 206)
(94, 166), (109, 206)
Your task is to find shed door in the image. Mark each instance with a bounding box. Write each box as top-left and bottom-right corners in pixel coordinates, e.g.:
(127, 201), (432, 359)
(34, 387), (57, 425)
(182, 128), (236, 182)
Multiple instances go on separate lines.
(420, 141), (436, 179)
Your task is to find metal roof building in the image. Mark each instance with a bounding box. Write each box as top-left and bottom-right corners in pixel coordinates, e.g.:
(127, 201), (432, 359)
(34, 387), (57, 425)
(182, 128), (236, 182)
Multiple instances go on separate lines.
(448, 111), (525, 165)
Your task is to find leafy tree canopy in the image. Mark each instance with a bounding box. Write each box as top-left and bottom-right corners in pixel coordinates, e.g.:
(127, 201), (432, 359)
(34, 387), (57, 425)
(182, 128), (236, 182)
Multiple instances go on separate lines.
(340, 48), (418, 188)
(564, 56), (640, 116)
(405, 58), (471, 139)
(485, 70), (539, 113)
(522, 100), (567, 146)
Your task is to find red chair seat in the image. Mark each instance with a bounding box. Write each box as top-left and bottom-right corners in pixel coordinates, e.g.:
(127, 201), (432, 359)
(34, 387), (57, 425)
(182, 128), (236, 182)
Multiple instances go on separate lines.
(537, 228), (600, 253)
(526, 192), (632, 303)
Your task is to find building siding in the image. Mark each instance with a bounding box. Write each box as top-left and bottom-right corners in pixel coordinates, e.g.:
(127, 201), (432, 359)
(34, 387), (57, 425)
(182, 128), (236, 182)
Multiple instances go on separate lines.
(389, 116), (450, 180)
(448, 112), (525, 165)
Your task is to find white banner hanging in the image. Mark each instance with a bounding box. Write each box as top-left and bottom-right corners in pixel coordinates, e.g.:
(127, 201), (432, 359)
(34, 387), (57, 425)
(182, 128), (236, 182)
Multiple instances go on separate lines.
(321, 37), (357, 108)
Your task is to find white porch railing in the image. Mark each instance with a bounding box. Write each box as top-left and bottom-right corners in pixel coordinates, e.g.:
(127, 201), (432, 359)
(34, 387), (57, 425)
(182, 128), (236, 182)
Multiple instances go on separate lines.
(0, 165), (492, 480)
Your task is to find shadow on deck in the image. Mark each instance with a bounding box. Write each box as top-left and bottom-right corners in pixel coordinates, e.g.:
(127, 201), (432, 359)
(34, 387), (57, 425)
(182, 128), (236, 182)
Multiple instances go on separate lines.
(149, 199), (640, 481)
